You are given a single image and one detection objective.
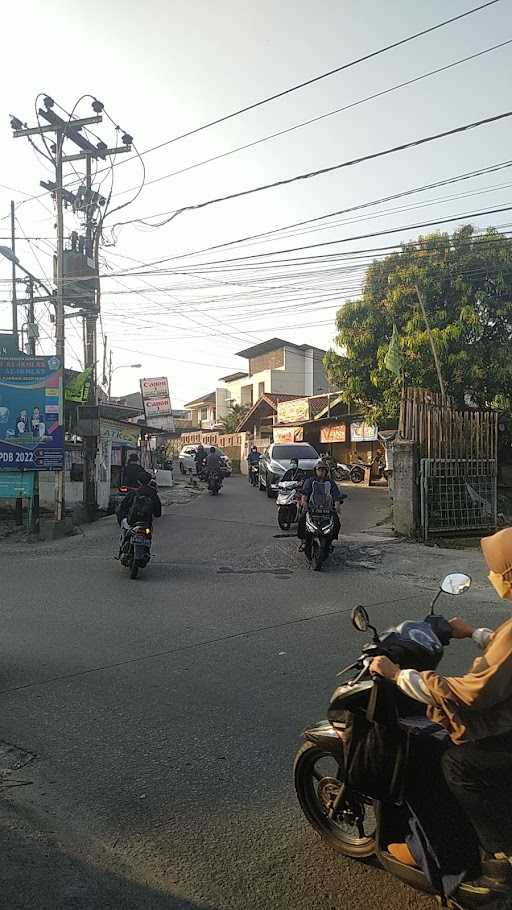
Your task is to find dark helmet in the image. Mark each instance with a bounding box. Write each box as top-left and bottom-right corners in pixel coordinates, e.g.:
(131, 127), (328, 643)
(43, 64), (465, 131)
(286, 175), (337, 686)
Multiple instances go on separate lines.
(197, 442), (204, 449)
(210, 446), (216, 453)
(315, 459), (329, 476)
(290, 457), (299, 467)
(128, 452), (139, 462)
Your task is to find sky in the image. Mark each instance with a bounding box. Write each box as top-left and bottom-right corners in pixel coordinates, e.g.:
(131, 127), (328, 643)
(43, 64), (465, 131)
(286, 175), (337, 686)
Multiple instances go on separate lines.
(0, 0), (511, 406)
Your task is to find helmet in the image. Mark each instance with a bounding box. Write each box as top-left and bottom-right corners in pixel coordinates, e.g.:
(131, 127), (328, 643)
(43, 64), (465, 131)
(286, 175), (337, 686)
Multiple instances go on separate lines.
(290, 457), (299, 467)
(314, 459), (329, 476)
(210, 446), (216, 453)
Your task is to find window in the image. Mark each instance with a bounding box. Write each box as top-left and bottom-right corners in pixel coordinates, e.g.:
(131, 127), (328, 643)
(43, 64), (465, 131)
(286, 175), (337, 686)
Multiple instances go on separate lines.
(272, 444), (318, 459)
(241, 385), (253, 407)
(258, 381), (265, 397)
(200, 407), (208, 421)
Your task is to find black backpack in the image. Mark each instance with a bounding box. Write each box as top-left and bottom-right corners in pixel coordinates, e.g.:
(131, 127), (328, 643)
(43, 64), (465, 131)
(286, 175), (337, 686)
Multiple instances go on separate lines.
(127, 493), (154, 526)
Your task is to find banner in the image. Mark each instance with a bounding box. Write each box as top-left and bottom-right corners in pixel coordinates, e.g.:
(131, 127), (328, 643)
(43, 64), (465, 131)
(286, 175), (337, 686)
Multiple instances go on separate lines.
(100, 418), (140, 448)
(141, 376), (171, 419)
(65, 367), (92, 403)
(276, 398), (309, 423)
(350, 421), (378, 442)
(0, 355), (64, 471)
(320, 424), (346, 443)
(273, 426), (304, 443)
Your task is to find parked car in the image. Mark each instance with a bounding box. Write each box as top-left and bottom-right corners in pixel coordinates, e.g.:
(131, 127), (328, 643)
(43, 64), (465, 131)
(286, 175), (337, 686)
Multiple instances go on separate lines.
(178, 445), (232, 477)
(258, 442), (319, 497)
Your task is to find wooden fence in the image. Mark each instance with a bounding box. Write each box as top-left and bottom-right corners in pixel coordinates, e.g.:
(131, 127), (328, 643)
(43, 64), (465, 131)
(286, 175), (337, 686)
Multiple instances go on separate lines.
(399, 388), (498, 461)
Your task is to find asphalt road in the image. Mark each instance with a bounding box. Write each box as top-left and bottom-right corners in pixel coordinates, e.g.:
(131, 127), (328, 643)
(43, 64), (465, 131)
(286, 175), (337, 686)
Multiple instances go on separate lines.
(0, 476), (481, 910)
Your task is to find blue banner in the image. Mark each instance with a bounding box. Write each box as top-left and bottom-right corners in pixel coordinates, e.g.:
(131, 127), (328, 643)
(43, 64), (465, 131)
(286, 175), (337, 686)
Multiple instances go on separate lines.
(0, 356), (64, 471)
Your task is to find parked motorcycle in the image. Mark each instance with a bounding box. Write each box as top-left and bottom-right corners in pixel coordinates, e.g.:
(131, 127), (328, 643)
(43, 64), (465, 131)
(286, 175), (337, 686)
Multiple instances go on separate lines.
(276, 480), (302, 530)
(120, 521), (152, 579)
(293, 572), (508, 908)
(249, 463), (260, 486)
(304, 484), (339, 571)
(349, 462), (365, 484)
(208, 472), (223, 495)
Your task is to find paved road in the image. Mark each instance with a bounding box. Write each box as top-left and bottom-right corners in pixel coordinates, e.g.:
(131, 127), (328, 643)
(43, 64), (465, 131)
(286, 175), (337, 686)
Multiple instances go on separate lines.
(0, 477), (476, 909)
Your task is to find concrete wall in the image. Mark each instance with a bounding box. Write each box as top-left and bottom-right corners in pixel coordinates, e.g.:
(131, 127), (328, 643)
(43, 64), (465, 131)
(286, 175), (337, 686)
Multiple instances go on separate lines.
(392, 440), (418, 537)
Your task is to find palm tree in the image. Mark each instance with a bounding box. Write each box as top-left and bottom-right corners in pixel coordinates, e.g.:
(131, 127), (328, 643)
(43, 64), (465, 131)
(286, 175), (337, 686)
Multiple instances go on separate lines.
(219, 403), (249, 433)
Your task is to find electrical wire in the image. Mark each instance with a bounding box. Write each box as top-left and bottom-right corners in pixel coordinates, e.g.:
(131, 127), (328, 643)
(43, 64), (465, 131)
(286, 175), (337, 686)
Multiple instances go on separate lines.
(111, 109), (512, 235)
(112, 37), (512, 201)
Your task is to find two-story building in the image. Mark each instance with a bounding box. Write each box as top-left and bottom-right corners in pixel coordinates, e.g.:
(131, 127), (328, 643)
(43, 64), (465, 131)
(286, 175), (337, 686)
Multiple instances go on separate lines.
(183, 391), (217, 429)
(219, 338), (330, 409)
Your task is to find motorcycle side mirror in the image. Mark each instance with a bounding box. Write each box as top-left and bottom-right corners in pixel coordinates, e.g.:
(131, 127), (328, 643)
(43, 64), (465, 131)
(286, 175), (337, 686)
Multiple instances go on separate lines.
(352, 605), (370, 632)
(430, 572), (472, 614)
(441, 573), (472, 596)
(351, 606), (380, 643)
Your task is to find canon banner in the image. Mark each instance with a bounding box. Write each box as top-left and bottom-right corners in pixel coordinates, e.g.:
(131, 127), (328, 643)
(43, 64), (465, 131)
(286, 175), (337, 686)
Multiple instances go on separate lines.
(140, 376), (171, 419)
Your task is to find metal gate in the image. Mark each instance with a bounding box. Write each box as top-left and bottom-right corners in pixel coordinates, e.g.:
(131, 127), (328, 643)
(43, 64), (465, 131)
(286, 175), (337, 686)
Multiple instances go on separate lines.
(420, 458), (497, 540)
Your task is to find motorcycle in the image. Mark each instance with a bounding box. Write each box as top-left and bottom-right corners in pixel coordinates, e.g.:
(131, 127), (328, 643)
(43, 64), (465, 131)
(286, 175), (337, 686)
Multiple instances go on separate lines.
(293, 572), (509, 908)
(249, 462), (260, 486)
(119, 521), (152, 579)
(304, 484), (339, 571)
(276, 480), (302, 530)
(208, 472), (223, 495)
(349, 462), (365, 484)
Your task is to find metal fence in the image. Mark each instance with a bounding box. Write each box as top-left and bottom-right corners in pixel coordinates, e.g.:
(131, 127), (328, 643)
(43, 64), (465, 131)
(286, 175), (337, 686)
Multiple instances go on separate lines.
(420, 458), (497, 539)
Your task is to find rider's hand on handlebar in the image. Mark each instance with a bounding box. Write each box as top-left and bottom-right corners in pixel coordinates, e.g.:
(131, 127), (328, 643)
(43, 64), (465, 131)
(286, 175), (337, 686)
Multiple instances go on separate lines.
(448, 617), (476, 639)
(369, 656), (400, 682)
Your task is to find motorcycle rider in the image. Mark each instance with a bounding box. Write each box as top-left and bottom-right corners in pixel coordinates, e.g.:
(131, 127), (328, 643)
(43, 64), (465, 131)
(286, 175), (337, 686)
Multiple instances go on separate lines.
(298, 459), (345, 540)
(123, 452), (151, 488)
(116, 477), (162, 554)
(194, 443), (207, 476)
(370, 526), (512, 883)
(247, 445), (260, 483)
(206, 446), (223, 475)
(281, 457), (305, 485)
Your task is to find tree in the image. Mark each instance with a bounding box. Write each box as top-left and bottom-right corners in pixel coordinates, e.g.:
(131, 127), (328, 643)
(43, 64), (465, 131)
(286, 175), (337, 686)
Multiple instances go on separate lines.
(219, 403), (249, 433)
(324, 226), (512, 419)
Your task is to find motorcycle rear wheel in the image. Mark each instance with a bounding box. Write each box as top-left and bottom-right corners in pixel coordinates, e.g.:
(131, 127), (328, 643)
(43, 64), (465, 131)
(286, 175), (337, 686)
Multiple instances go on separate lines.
(294, 741), (376, 857)
(351, 467), (364, 484)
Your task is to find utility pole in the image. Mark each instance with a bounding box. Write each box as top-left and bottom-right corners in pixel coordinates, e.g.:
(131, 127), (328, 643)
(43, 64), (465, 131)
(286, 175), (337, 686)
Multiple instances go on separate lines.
(10, 201), (17, 346)
(10, 97), (133, 523)
(414, 284), (447, 407)
(26, 278), (36, 355)
(83, 153), (97, 520)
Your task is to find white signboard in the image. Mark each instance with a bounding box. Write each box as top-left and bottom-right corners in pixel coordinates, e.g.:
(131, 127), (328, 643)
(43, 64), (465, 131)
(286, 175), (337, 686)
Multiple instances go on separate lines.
(141, 377), (171, 419)
(350, 421), (378, 443)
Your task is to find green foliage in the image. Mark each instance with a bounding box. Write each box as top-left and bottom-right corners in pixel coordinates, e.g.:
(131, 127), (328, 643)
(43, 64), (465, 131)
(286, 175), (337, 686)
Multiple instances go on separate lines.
(324, 226), (512, 419)
(219, 403), (249, 433)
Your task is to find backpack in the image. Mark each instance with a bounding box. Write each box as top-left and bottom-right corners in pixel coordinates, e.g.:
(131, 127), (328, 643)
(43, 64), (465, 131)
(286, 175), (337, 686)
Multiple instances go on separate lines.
(127, 493), (154, 526)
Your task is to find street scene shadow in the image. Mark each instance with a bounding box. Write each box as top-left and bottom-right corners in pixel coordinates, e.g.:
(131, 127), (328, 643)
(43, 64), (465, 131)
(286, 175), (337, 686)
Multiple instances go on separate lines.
(0, 801), (216, 910)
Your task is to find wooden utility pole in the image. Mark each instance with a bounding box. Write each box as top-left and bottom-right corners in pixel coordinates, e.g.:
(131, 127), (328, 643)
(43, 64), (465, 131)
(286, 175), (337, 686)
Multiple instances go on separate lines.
(415, 284), (446, 407)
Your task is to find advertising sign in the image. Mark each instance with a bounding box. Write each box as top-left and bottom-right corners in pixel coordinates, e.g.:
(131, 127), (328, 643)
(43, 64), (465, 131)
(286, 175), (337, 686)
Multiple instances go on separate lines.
(140, 376), (171, 419)
(0, 355), (64, 471)
(100, 418), (140, 448)
(65, 367), (92, 404)
(276, 398), (309, 423)
(273, 426), (304, 443)
(350, 421), (378, 443)
(320, 423), (346, 443)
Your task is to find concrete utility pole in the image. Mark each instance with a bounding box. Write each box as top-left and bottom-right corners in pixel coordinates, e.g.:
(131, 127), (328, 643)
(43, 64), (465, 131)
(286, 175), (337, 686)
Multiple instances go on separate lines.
(10, 201), (17, 344)
(26, 278), (36, 355)
(11, 97), (133, 522)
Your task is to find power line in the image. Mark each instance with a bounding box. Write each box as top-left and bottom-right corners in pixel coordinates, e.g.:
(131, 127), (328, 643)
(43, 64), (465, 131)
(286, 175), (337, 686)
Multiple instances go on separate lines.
(112, 38), (512, 200)
(108, 0), (505, 168)
(111, 109), (512, 234)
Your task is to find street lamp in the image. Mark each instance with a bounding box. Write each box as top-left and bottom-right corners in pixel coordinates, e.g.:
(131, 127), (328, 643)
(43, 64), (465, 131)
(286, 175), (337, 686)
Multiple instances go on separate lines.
(108, 362), (142, 398)
(0, 245), (53, 300)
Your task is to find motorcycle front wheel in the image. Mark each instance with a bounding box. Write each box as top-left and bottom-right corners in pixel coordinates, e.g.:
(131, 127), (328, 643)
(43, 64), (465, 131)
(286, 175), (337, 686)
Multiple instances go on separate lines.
(312, 539), (324, 571)
(130, 561), (139, 579)
(294, 741), (376, 857)
(351, 467), (364, 484)
(278, 506), (292, 530)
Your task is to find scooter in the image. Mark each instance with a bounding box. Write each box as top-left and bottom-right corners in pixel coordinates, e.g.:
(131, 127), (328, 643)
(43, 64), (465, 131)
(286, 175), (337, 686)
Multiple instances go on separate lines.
(293, 573), (510, 908)
(208, 472), (223, 495)
(249, 462), (260, 486)
(119, 521), (152, 579)
(276, 480), (302, 530)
